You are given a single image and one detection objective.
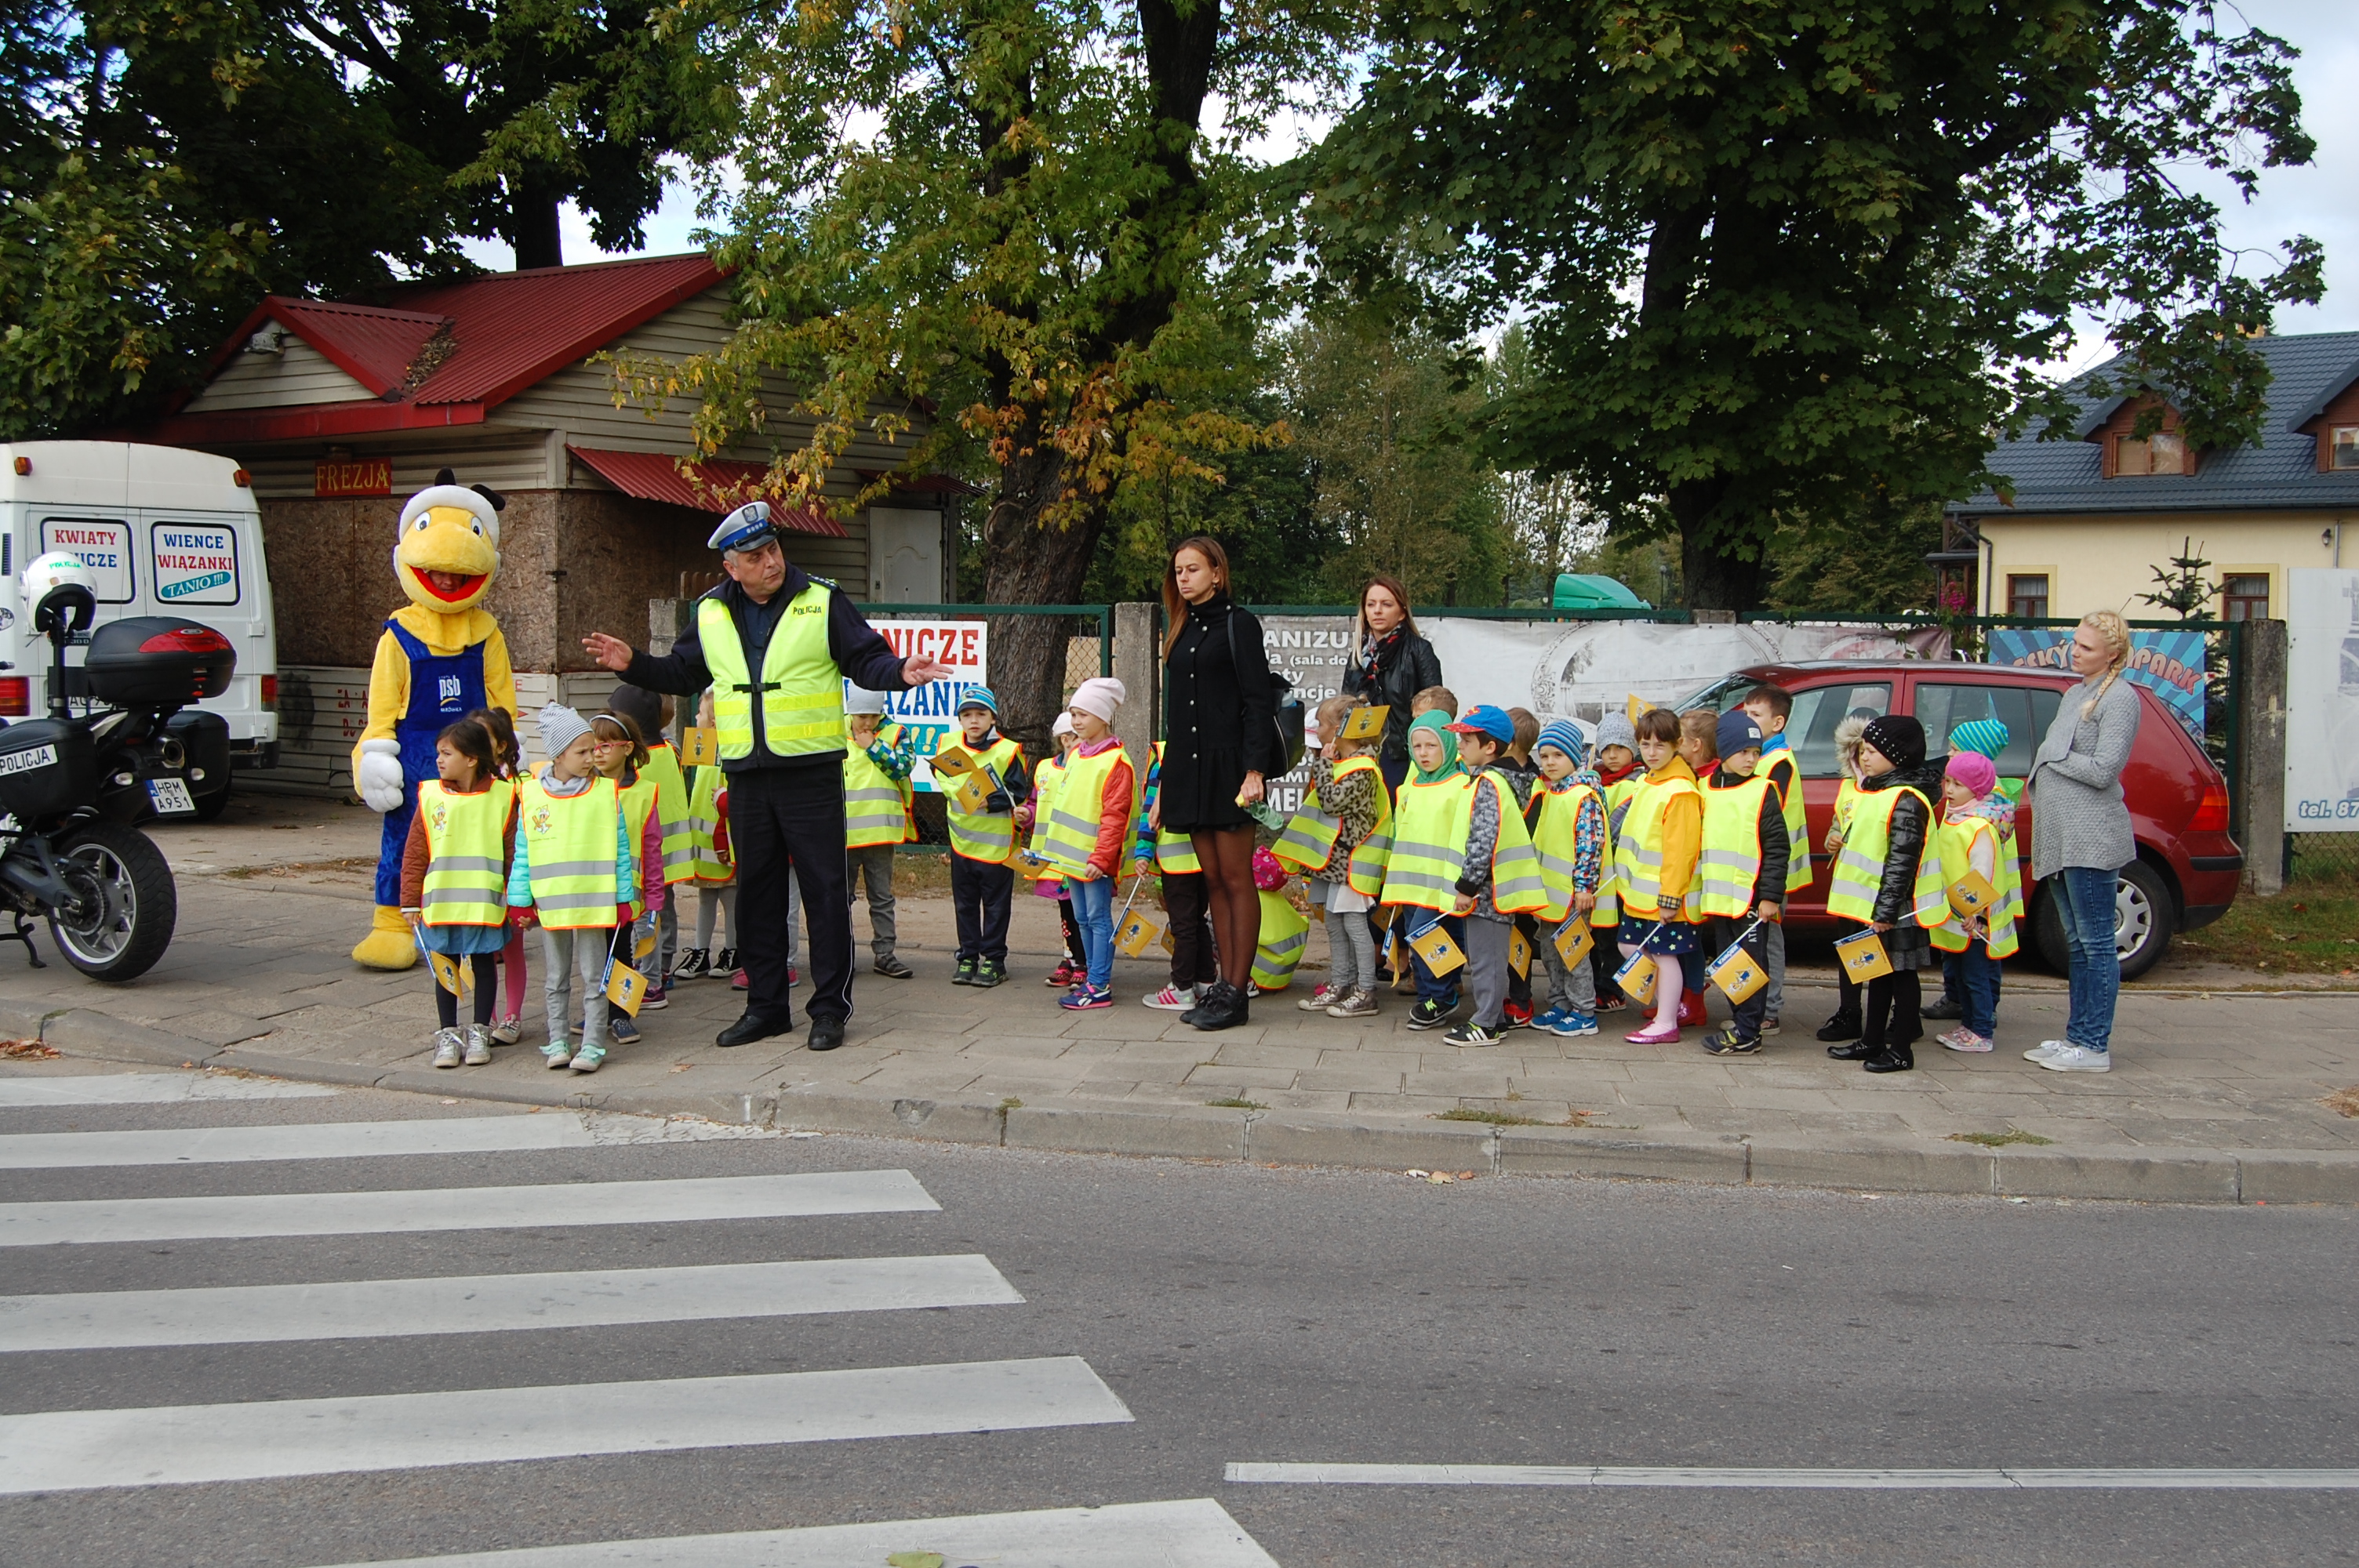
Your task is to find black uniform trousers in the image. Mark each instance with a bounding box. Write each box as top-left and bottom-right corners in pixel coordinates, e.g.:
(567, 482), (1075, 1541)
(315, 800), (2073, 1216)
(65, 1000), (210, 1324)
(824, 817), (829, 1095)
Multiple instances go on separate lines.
(729, 764), (854, 1025)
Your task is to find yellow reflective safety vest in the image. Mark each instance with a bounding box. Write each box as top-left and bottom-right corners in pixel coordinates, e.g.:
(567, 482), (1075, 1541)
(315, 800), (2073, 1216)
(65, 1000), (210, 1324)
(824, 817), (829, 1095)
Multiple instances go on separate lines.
(1689, 775), (1775, 920)
(618, 772), (658, 917)
(1760, 748), (1812, 892)
(1036, 742), (1131, 878)
(697, 586), (845, 760)
(1931, 812), (2023, 958)
(1141, 743), (1201, 874)
(1274, 754), (1390, 874)
(687, 766), (732, 884)
(1611, 771), (1702, 920)
(419, 779), (515, 927)
(1591, 773), (1645, 927)
(1474, 770), (1550, 916)
(517, 775), (621, 930)
(640, 742), (696, 886)
(1528, 780), (1600, 924)
(845, 724), (914, 849)
(1023, 753), (1066, 880)
(1379, 775), (1473, 911)
(1250, 888), (1311, 990)
(946, 734), (1024, 864)
(1826, 783), (1948, 926)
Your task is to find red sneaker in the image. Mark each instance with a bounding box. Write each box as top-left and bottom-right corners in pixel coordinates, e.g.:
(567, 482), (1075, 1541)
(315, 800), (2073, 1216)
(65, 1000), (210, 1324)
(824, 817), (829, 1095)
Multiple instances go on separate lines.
(1045, 958), (1079, 987)
(1502, 1001), (1534, 1029)
(730, 968), (749, 990)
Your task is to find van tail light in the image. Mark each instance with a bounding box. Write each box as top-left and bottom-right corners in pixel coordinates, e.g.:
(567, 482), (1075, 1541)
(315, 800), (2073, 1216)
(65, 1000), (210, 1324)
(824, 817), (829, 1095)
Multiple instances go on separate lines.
(260, 674), (278, 710)
(2188, 780), (2230, 833)
(0, 677), (27, 716)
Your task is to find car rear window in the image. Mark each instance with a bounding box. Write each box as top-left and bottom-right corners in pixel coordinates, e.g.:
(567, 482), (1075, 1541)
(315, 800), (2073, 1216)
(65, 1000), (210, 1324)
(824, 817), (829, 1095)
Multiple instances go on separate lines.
(1914, 683), (2062, 778)
(1787, 683), (1892, 777)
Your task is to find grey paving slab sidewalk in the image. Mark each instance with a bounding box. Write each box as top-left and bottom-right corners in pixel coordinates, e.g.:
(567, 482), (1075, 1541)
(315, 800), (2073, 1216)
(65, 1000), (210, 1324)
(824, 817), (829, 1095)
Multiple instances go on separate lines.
(5, 791), (2357, 1202)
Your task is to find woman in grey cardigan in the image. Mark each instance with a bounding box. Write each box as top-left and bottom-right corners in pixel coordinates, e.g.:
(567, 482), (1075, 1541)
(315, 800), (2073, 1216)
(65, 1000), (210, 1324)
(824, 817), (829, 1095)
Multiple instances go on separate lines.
(2024, 610), (2141, 1073)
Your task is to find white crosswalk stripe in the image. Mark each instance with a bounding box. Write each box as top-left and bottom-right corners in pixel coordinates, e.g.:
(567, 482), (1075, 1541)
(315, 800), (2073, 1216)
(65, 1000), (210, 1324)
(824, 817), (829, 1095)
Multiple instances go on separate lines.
(0, 1169), (937, 1246)
(0, 1357), (1132, 1494)
(0, 1073), (337, 1106)
(299, 1498), (1281, 1566)
(0, 1254), (1024, 1352)
(1227, 1461), (2359, 1490)
(0, 1113), (603, 1167)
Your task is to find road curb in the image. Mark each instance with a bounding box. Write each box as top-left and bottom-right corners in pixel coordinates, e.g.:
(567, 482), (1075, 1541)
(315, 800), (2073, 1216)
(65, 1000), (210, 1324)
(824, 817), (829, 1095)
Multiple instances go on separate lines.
(27, 1006), (2359, 1206)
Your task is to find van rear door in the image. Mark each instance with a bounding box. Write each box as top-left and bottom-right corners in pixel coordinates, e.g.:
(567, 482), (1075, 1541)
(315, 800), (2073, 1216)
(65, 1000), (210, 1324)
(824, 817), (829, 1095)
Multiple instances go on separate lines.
(140, 509), (276, 753)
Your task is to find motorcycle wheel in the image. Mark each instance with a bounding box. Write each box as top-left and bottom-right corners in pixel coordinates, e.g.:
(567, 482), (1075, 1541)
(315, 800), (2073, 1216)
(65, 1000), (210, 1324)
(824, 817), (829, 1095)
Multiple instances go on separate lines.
(47, 821), (179, 982)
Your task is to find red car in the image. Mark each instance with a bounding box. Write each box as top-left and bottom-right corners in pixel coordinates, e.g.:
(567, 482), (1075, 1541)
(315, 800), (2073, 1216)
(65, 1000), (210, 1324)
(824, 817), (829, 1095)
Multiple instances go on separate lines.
(1677, 662), (2242, 980)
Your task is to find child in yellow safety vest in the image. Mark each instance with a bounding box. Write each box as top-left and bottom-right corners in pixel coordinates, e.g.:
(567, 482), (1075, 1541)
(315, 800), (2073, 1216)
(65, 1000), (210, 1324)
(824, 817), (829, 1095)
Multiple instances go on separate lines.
(402, 716), (517, 1069)
(1924, 717), (2014, 1025)
(1614, 708), (1705, 1047)
(1133, 739), (1219, 1011)
(590, 711), (670, 1048)
(1438, 706), (1551, 1047)
(843, 686), (918, 980)
(1275, 695), (1390, 1019)
(943, 685), (1029, 989)
(1824, 714), (1948, 1074)
(1690, 709), (1790, 1058)
(1525, 719), (1607, 1039)
(465, 704), (532, 1044)
(1739, 683), (1811, 1036)
(674, 689), (738, 985)
(609, 684), (694, 1006)
(1931, 750), (2021, 1054)
(1020, 713), (1092, 987)
(507, 705), (636, 1074)
(1037, 678), (1134, 1010)
(1816, 709), (1879, 1044)
(1587, 710), (1643, 1014)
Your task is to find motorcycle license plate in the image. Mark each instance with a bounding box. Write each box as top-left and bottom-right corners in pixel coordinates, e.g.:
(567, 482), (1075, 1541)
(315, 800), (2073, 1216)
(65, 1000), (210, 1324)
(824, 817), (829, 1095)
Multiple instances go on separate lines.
(147, 778), (197, 816)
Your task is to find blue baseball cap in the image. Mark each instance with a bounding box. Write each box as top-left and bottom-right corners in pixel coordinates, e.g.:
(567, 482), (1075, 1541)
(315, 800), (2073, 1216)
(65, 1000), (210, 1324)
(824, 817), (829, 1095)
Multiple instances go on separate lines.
(707, 502), (780, 554)
(1445, 704), (1514, 744)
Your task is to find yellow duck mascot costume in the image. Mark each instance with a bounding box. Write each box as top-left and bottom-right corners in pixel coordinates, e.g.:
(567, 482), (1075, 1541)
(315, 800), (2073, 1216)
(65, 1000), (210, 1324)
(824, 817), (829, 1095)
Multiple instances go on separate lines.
(349, 470), (519, 970)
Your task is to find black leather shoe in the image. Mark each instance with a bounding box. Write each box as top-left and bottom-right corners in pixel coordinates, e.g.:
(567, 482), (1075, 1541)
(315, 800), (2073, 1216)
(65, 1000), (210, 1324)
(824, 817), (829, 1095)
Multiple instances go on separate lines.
(716, 1011), (792, 1048)
(1816, 1014), (1863, 1043)
(807, 1017), (846, 1051)
(1862, 1049), (1914, 1073)
(1921, 997), (1963, 1020)
(1191, 981), (1252, 1032)
(1826, 1040), (1877, 1061)
(1180, 982), (1225, 1028)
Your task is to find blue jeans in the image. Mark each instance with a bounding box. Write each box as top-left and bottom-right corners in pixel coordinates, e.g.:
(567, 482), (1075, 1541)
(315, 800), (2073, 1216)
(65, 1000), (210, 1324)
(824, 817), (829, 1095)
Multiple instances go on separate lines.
(1957, 942), (2002, 1039)
(2054, 866), (2121, 1051)
(1407, 911), (1464, 1007)
(1067, 875), (1114, 991)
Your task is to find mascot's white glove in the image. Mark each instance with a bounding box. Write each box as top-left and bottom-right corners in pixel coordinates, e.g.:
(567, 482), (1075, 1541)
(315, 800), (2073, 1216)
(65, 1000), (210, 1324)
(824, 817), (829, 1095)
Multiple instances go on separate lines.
(357, 739), (407, 813)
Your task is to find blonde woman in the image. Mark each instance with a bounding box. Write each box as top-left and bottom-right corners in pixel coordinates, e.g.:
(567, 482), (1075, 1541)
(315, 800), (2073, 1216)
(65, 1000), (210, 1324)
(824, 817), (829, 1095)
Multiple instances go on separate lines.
(2024, 610), (2141, 1073)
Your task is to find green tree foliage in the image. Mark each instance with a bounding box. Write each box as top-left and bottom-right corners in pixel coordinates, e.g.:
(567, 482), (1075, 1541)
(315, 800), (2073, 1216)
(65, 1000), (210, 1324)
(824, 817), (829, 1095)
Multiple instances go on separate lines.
(612, 0), (1350, 741)
(1314, 0), (2324, 611)
(1763, 499), (1943, 617)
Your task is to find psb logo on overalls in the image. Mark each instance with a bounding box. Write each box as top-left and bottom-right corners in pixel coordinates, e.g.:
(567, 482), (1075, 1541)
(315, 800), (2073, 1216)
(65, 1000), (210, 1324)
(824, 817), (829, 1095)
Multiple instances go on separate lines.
(438, 673), (465, 712)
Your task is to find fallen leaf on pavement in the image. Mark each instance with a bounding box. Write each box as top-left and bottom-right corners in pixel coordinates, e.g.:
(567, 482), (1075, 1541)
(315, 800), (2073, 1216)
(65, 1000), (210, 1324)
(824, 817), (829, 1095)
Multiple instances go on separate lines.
(1456, 1171), (1477, 1180)
(1428, 1173), (1454, 1184)
(0, 1040), (60, 1059)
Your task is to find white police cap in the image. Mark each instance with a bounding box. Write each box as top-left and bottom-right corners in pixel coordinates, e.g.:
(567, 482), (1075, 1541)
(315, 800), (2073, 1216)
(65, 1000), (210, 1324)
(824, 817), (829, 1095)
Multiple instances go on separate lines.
(708, 502), (778, 554)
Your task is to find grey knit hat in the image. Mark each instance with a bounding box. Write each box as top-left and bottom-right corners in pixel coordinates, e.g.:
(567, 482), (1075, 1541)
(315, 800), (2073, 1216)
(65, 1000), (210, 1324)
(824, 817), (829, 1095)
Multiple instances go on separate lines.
(1594, 710), (1638, 756)
(538, 702), (593, 758)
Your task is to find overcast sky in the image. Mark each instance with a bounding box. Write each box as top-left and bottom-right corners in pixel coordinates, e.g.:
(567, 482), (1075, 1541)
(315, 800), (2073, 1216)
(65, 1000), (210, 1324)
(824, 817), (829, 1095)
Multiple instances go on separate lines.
(492, 0), (2359, 350)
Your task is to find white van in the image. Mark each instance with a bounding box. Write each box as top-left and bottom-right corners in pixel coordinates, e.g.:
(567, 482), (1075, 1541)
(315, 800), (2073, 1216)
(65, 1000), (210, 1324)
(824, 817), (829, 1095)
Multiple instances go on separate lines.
(0, 441), (278, 809)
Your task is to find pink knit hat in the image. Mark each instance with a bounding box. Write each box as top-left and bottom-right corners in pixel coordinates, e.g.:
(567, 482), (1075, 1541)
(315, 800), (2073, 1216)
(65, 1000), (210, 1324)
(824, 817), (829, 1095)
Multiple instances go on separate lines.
(1946, 750), (1997, 796)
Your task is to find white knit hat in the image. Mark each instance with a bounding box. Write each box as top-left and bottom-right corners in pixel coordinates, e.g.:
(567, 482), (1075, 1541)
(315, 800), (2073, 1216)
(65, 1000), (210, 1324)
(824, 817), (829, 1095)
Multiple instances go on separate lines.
(539, 702), (593, 757)
(1068, 676), (1127, 723)
(844, 684), (887, 716)
(1051, 711), (1076, 738)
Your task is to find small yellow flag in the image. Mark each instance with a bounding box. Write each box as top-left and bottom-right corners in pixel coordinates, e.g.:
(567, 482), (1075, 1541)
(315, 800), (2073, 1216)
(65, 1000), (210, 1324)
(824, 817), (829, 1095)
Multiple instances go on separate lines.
(426, 949), (469, 996)
(1947, 869), (1997, 917)
(929, 744), (974, 777)
(1408, 920), (1466, 978)
(1508, 926), (1532, 979)
(1626, 693), (1649, 724)
(1340, 704), (1389, 742)
(1615, 947), (1659, 1007)
(682, 726), (718, 766)
(604, 962), (648, 1017)
(1553, 919), (1594, 968)
(1115, 907), (1164, 957)
(1708, 941), (1768, 1004)
(634, 927), (657, 960)
(947, 769), (994, 816)
(1834, 927), (1893, 982)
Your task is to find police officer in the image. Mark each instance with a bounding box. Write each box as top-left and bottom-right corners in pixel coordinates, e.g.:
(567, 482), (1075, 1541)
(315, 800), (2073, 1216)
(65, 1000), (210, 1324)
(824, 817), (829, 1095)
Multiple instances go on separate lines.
(582, 503), (947, 1051)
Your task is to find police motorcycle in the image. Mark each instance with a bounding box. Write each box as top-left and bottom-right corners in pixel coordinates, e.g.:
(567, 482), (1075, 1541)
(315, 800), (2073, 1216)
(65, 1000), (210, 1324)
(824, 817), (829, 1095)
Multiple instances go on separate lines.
(0, 554), (235, 980)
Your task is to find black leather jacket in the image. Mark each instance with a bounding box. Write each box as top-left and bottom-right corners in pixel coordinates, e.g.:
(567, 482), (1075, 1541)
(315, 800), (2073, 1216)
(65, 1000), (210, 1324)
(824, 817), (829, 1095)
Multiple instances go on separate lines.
(1859, 760), (1942, 924)
(1339, 629), (1444, 771)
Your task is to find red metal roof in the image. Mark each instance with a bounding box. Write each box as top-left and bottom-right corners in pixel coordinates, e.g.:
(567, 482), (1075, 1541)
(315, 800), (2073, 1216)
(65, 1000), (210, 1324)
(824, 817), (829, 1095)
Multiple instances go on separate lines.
(269, 299), (449, 396)
(567, 446), (851, 537)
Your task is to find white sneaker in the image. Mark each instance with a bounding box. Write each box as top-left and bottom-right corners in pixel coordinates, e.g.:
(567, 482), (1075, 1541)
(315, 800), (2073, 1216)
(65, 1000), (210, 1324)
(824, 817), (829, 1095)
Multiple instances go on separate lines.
(2037, 1044), (2111, 1073)
(2023, 1040), (2067, 1062)
(1298, 982), (1343, 1012)
(431, 1028), (463, 1069)
(1142, 984), (1197, 1011)
(462, 1024), (493, 1065)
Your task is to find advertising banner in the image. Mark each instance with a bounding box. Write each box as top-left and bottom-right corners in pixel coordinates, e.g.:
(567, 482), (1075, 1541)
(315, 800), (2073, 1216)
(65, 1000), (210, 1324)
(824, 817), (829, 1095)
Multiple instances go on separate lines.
(2285, 570), (2359, 831)
(40, 518), (134, 602)
(1254, 615), (1946, 811)
(150, 522), (240, 605)
(1983, 626), (2209, 742)
(867, 617), (988, 793)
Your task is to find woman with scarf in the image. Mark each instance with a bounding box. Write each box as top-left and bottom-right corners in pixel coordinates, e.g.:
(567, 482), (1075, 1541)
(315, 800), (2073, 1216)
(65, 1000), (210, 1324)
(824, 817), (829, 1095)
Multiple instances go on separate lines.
(1339, 575), (1445, 793)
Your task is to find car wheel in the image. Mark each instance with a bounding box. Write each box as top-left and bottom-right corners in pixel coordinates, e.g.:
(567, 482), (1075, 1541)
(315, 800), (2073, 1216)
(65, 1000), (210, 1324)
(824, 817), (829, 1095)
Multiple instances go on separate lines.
(2029, 861), (2175, 982)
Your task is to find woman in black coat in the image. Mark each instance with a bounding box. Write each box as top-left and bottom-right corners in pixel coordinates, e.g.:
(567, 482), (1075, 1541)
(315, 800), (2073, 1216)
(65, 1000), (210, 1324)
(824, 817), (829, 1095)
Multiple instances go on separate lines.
(1339, 573), (1445, 793)
(1152, 535), (1282, 1030)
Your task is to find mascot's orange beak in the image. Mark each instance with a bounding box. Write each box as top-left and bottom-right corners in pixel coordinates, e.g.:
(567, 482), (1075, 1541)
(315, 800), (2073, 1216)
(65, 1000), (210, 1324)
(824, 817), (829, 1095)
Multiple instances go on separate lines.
(410, 566), (489, 604)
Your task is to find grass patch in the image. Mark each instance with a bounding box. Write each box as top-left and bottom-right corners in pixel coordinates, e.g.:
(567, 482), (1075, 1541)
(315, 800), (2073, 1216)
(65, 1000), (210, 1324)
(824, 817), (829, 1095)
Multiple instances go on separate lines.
(1434, 1107), (1545, 1126)
(1205, 1097), (1266, 1110)
(2173, 880), (2359, 976)
(1947, 1128), (2055, 1148)
(2324, 1087), (2359, 1120)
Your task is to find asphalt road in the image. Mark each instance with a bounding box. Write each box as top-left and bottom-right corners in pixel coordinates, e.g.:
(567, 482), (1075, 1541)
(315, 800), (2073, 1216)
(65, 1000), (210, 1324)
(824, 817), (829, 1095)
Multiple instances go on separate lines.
(2, 1062), (2354, 1567)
